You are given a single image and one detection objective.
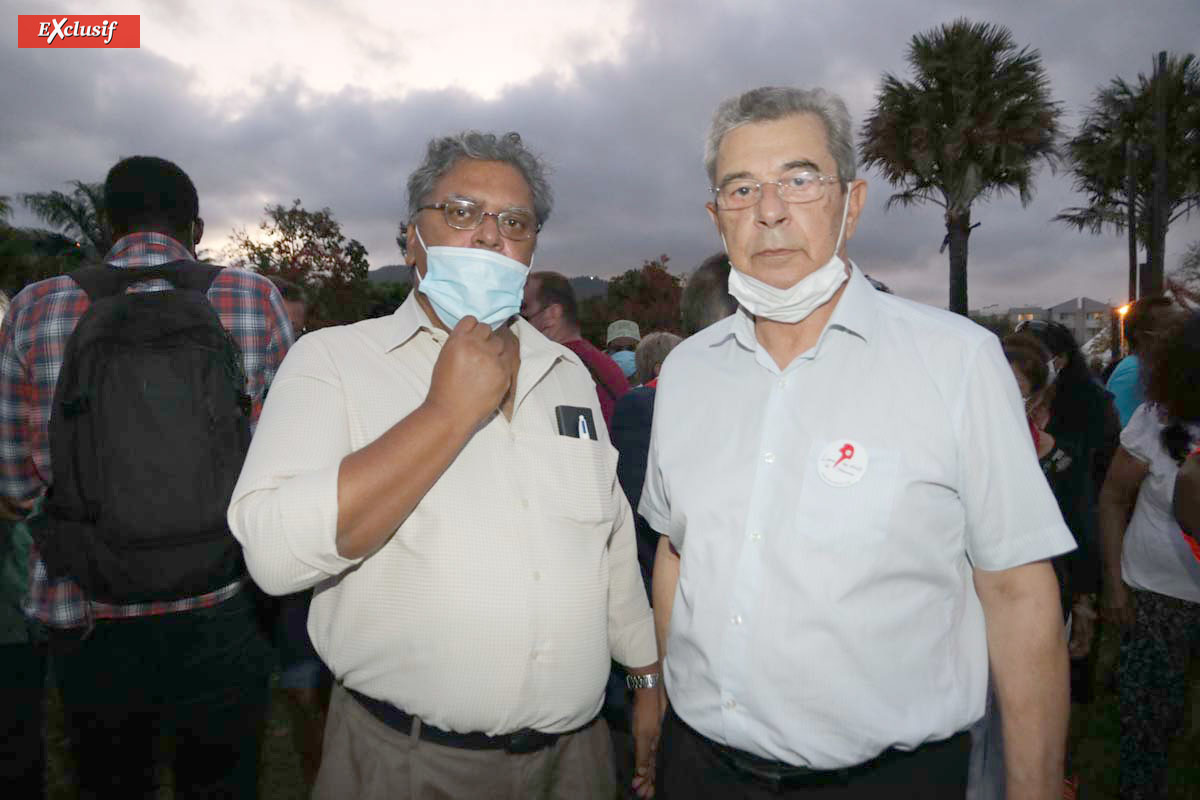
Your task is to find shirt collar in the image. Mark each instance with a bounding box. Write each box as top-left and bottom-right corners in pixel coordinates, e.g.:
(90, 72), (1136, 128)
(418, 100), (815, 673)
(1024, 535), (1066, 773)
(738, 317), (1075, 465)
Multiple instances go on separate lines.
(383, 289), (568, 365)
(721, 261), (879, 353)
(384, 289), (443, 352)
(103, 232), (194, 268)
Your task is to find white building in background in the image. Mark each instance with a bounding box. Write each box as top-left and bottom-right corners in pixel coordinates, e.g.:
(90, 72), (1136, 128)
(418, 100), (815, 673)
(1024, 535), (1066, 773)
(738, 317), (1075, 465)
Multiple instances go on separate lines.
(1004, 297), (1114, 346)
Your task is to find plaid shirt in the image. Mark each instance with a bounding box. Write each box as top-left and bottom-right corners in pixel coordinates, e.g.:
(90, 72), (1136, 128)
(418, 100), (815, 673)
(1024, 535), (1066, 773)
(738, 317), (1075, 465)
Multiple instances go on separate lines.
(0, 233), (293, 628)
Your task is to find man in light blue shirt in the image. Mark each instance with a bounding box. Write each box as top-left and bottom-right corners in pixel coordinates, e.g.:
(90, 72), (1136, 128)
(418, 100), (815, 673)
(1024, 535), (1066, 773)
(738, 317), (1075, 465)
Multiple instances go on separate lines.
(643, 86), (1076, 800)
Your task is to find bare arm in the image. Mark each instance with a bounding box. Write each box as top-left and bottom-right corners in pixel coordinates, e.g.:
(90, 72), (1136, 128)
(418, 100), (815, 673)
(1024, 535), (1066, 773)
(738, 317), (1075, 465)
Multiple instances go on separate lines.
(335, 318), (515, 559)
(973, 560), (1069, 800)
(1175, 450), (1200, 535)
(651, 534), (679, 664)
(1097, 446), (1149, 625)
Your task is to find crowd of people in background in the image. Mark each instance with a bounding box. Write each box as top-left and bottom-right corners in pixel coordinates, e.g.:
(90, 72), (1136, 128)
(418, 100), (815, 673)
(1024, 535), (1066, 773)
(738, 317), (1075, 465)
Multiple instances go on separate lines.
(1, 82), (1199, 800)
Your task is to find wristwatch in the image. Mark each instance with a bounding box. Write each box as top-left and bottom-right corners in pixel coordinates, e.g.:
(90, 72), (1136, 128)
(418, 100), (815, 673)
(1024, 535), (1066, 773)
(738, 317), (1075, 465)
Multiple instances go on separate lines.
(626, 672), (661, 690)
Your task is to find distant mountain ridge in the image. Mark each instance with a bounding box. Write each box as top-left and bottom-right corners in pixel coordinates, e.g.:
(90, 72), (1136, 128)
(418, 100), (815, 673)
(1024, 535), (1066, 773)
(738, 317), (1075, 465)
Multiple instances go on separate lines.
(368, 266), (610, 300)
(368, 264), (411, 285)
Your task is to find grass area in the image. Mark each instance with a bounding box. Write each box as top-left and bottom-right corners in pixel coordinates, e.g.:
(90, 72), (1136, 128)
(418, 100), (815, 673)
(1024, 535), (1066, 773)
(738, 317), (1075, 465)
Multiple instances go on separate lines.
(41, 628), (1200, 798)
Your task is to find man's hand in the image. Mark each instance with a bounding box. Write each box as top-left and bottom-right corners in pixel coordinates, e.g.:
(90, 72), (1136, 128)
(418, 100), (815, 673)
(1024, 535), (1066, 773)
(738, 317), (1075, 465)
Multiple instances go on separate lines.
(1068, 595), (1097, 659)
(425, 316), (513, 427)
(630, 684), (665, 798)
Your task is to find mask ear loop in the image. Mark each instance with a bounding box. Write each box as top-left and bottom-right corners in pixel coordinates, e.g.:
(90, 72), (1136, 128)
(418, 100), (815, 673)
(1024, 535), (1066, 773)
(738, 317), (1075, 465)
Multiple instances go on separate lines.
(832, 184), (852, 257)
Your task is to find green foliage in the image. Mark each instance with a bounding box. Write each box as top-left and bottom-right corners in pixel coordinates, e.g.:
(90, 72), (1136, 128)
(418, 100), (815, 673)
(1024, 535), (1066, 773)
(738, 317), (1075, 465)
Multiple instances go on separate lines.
(363, 280), (411, 318)
(0, 229), (85, 298)
(1056, 53), (1200, 247)
(1, 189), (88, 297)
(20, 180), (111, 259)
(578, 254), (682, 346)
(860, 18), (1061, 315)
(968, 313), (1013, 339)
(226, 199), (372, 329)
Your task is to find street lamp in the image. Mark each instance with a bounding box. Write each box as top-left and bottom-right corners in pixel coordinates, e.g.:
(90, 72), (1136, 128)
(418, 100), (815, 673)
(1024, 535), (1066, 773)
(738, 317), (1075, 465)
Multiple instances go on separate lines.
(1117, 303), (1131, 355)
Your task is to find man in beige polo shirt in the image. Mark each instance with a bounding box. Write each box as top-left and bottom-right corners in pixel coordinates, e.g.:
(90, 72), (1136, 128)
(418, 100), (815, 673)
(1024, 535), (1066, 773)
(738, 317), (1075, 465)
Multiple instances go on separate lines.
(229, 131), (661, 799)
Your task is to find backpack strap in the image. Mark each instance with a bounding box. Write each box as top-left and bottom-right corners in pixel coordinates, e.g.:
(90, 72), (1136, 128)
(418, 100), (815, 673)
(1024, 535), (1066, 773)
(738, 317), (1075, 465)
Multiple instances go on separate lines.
(578, 353), (618, 402)
(70, 260), (224, 301)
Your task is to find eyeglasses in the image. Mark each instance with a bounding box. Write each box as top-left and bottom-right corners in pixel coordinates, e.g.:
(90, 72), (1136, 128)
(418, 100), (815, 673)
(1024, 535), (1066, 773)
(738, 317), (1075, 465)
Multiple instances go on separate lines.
(418, 199), (540, 241)
(712, 169), (841, 210)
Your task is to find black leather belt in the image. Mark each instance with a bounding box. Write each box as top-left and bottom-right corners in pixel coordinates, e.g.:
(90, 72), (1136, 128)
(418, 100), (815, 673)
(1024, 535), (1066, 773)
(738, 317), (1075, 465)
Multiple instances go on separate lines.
(671, 706), (970, 790)
(348, 688), (598, 755)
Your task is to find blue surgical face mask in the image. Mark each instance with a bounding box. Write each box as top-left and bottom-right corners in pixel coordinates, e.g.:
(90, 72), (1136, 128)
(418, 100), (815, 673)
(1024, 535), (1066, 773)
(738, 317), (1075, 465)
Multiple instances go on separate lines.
(612, 349), (637, 379)
(413, 225), (530, 330)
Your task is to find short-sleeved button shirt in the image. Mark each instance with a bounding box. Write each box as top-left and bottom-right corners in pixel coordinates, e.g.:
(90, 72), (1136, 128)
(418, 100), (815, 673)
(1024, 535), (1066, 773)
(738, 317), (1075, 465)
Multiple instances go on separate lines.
(639, 266), (1075, 768)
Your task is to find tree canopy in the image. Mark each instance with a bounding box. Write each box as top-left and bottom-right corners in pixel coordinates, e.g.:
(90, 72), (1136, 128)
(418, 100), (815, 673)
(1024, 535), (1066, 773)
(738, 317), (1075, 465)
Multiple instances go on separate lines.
(578, 255), (682, 345)
(1056, 53), (1200, 252)
(226, 199), (371, 329)
(860, 18), (1061, 315)
(20, 180), (111, 259)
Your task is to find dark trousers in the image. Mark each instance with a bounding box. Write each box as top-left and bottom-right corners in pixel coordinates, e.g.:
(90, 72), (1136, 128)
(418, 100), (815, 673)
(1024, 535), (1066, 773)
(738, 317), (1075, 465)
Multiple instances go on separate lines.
(0, 640), (47, 798)
(50, 589), (274, 800)
(658, 706), (970, 799)
(1118, 586), (1200, 800)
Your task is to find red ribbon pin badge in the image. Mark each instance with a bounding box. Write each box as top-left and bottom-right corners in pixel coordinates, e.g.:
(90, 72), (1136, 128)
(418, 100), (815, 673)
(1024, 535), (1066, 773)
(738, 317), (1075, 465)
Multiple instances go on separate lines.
(818, 440), (869, 487)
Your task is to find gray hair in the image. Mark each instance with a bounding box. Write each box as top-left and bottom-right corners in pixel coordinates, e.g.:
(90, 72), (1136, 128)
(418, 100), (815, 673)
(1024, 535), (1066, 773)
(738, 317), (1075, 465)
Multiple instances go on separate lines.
(704, 86), (856, 186)
(406, 131), (553, 226)
(635, 332), (683, 386)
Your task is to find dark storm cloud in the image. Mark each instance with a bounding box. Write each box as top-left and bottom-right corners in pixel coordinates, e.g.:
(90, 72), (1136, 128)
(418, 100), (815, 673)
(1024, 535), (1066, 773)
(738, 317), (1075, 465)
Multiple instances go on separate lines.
(2, 0), (1198, 310)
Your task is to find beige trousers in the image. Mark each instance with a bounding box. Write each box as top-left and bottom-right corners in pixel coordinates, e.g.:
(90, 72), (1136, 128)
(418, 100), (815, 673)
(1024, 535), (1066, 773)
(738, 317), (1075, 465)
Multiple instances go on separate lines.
(313, 683), (616, 800)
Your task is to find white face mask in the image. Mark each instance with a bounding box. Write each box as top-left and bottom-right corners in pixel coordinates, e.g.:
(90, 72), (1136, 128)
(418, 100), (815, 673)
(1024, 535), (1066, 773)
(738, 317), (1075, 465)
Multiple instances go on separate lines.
(723, 189), (852, 323)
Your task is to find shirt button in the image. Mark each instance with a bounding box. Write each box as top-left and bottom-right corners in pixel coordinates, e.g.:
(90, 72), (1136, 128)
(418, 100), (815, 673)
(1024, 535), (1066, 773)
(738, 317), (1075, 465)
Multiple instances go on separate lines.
(764, 452), (775, 464)
(725, 699), (737, 710)
(779, 378), (788, 389)
(731, 614), (743, 625)
(749, 531), (762, 541)
(532, 571), (541, 581)
(520, 499), (530, 509)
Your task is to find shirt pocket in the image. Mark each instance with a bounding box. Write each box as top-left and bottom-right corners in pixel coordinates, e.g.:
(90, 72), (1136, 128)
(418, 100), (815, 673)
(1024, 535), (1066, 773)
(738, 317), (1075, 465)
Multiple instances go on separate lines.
(528, 434), (617, 525)
(794, 444), (901, 550)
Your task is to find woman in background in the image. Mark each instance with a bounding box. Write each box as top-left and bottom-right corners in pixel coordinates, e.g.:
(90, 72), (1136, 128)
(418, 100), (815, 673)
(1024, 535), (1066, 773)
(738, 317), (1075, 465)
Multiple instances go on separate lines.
(1099, 312), (1200, 800)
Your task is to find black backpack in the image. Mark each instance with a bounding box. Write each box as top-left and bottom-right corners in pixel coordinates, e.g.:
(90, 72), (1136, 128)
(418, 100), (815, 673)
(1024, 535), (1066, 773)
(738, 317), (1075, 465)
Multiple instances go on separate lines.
(30, 261), (252, 603)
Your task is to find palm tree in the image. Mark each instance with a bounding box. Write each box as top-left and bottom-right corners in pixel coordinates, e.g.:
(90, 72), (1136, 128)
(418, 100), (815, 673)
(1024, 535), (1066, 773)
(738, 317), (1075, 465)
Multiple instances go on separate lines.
(860, 19), (1061, 315)
(21, 180), (111, 259)
(1056, 53), (1200, 298)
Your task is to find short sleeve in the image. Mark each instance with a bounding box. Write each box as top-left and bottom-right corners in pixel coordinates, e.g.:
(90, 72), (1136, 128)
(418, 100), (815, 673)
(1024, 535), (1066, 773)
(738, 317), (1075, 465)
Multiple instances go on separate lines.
(956, 337), (1077, 571)
(1119, 403), (1158, 464)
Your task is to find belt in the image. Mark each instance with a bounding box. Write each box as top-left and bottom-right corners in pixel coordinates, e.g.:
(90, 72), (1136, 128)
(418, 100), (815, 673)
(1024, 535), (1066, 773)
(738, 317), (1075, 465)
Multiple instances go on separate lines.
(671, 706), (970, 790)
(348, 688), (599, 755)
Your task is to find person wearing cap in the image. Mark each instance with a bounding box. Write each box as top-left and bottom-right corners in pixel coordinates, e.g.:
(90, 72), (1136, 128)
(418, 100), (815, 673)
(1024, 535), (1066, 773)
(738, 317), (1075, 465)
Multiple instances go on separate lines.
(642, 86), (1075, 799)
(607, 320), (642, 381)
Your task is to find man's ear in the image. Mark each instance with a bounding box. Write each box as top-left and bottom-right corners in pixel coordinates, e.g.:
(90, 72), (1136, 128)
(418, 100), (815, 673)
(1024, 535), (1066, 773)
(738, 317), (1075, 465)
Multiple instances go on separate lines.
(405, 224), (417, 266)
(192, 217), (204, 247)
(842, 180), (868, 244)
(706, 201), (720, 232)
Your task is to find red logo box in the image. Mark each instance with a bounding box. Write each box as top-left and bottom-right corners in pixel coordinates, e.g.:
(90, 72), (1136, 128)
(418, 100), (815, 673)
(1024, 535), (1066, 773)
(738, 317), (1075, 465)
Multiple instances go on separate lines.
(17, 15), (140, 48)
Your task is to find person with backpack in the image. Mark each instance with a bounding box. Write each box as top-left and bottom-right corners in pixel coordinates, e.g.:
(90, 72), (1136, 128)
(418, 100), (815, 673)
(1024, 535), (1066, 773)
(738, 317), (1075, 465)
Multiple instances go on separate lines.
(0, 155), (293, 798)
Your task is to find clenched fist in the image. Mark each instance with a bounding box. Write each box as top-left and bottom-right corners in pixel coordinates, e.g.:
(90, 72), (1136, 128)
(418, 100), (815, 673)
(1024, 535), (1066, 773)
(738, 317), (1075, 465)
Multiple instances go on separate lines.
(425, 316), (516, 428)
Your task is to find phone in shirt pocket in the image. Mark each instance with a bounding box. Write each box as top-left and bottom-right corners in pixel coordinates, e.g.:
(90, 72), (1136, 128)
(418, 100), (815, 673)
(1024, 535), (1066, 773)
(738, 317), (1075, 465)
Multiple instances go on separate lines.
(795, 444), (902, 550)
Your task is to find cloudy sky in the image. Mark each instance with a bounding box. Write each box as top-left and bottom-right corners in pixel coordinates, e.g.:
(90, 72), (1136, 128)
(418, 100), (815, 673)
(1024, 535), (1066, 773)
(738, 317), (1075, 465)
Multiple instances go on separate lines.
(3, 0), (1198, 311)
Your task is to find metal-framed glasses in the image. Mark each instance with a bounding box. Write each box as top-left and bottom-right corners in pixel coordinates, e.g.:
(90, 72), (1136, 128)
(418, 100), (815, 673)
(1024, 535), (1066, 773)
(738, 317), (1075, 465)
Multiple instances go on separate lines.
(712, 169), (841, 210)
(418, 199), (540, 241)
